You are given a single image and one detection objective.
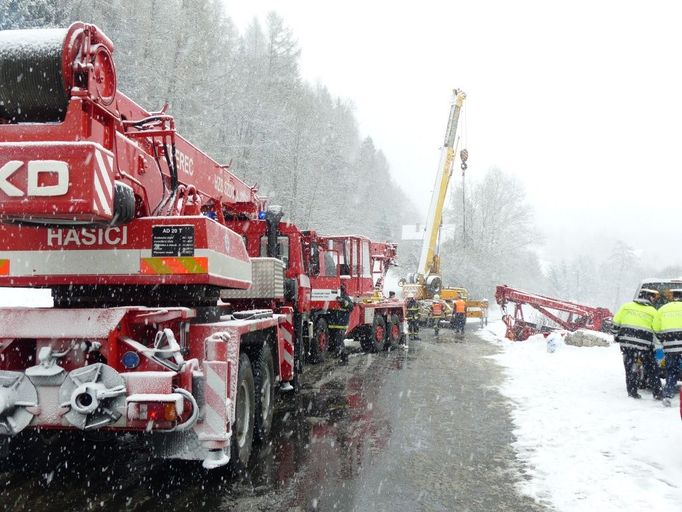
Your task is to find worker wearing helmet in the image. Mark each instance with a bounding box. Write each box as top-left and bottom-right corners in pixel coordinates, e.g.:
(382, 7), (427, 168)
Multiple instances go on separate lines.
(406, 293), (421, 340)
(653, 289), (682, 406)
(431, 294), (444, 336)
(612, 288), (662, 400)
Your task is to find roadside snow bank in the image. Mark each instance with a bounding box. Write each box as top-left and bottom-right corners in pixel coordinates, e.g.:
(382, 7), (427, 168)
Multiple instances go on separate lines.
(479, 322), (682, 512)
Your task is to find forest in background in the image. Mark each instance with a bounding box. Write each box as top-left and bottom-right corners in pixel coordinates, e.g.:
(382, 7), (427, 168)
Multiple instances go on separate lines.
(2, 0), (678, 313)
(1, 0), (417, 239)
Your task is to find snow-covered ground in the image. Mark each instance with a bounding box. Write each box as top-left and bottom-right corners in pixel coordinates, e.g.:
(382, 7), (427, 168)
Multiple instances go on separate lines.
(479, 322), (682, 512)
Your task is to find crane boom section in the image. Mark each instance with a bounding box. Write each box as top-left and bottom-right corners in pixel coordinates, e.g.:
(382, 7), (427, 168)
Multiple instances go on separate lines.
(417, 90), (466, 277)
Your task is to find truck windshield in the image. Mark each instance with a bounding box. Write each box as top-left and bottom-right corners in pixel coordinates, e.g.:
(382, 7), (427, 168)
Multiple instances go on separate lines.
(321, 251), (338, 277)
(260, 236), (290, 269)
(637, 281), (682, 308)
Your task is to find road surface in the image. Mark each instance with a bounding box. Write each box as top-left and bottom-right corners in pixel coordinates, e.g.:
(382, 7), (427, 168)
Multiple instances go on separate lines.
(0, 326), (549, 511)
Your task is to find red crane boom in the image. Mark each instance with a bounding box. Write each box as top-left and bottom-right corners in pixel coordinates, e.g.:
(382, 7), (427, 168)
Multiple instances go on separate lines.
(495, 285), (613, 341)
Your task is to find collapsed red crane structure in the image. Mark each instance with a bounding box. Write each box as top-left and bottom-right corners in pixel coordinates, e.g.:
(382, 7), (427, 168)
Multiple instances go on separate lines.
(495, 285), (613, 341)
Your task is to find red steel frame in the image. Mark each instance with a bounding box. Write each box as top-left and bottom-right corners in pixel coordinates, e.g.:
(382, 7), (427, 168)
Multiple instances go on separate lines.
(495, 285), (613, 341)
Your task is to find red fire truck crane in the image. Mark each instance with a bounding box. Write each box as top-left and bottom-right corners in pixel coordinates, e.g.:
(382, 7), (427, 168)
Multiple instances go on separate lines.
(0, 22), (298, 470)
(321, 235), (404, 352)
(0, 22), (407, 470)
(223, 216), (405, 363)
(495, 285), (613, 341)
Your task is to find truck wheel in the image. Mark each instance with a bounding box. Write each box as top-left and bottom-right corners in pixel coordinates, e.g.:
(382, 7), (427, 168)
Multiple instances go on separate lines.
(387, 314), (401, 349)
(253, 346), (275, 443)
(310, 318), (329, 364)
(230, 353), (255, 471)
(363, 315), (386, 353)
(111, 182), (135, 226)
(359, 328), (374, 352)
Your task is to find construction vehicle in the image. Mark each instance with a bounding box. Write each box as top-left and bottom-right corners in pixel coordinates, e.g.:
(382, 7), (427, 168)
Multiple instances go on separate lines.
(0, 22), (407, 469)
(400, 90), (488, 325)
(0, 22), (310, 470)
(320, 235), (405, 352)
(495, 285), (613, 341)
(223, 220), (405, 363)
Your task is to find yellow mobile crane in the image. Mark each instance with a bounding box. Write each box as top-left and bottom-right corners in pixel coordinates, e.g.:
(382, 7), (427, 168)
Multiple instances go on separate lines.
(400, 89), (488, 325)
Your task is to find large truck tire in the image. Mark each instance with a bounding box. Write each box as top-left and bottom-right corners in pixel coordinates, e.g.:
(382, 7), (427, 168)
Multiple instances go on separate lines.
(229, 353), (255, 472)
(309, 318), (329, 364)
(387, 314), (402, 349)
(362, 315), (386, 353)
(253, 345), (275, 443)
(111, 182), (136, 226)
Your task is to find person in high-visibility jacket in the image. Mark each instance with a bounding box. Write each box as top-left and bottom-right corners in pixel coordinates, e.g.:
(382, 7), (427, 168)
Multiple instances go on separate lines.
(653, 289), (682, 405)
(452, 295), (467, 335)
(431, 294), (444, 336)
(612, 288), (662, 399)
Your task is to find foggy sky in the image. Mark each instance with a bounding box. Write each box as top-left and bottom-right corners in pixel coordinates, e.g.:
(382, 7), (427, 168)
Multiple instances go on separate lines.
(225, 0), (682, 268)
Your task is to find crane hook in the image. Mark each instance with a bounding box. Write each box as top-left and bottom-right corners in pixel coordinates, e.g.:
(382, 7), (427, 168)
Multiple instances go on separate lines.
(460, 148), (469, 171)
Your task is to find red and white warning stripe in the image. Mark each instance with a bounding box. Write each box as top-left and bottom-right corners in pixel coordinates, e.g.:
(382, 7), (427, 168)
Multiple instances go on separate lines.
(201, 361), (228, 439)
(279, 315), (295, 382)
(93, 148), (114, 216)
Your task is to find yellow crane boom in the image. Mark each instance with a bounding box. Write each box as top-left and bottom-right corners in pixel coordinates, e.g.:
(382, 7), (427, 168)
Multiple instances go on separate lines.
(417, 89), (466, 283)
(401, 89), (488, 326)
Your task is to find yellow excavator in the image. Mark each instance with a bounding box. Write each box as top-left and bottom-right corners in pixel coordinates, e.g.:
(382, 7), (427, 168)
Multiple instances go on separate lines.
(400, 89), (488, 326)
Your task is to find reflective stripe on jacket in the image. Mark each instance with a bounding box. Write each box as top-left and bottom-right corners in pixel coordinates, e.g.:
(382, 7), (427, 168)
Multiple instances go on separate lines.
(612, 300), (656, 350)
(653, 300), (682, 353)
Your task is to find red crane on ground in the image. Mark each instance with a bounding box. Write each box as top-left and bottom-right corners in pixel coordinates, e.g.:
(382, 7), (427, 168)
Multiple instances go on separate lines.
(495, 285), (613, 341)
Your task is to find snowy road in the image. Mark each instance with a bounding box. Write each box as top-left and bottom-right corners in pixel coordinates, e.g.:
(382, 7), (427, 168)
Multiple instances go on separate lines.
(0, 327), (545, 511)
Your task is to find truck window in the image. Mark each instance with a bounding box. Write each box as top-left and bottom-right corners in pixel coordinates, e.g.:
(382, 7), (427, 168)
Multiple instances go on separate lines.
(636, 281), (682, 308)
(322, 251), (338, 277)
(351, 239), (360, 276)
(260, 236), (290, 268)
(361, 240), (371, 278)
(337, 240), (350, 276)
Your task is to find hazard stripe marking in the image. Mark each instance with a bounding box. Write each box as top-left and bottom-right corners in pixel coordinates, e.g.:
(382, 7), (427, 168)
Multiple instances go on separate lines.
(140, 257), (209, 275)
(94, 149), (114, 201)
(203, 364), (227, 434)
(103, 155), (115, 191)
(93, 149), (113, 216)
(93, 170), (112, 216)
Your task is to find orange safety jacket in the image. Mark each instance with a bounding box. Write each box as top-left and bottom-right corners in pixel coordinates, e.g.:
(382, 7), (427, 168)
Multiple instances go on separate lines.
(431, 301), (444, 317)
(454, 299), (466, 314)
